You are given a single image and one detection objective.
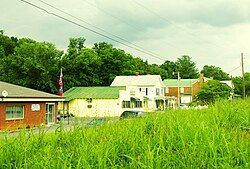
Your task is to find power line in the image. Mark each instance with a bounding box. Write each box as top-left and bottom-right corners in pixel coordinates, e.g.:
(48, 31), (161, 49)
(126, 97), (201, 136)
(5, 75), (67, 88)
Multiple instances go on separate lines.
(82, 0), (144, 32)
(19, 0), (165, 61)
(37, 0), (162, 59)
(81, 0), (182, 51)
(130, 0), (232, 50)
(228, 65), (241, 74)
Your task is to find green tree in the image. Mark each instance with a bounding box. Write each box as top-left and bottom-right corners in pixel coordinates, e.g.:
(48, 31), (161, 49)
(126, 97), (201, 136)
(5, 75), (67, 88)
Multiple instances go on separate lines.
(0, 46), (5, 58)
(0, 38), (63, 94)
(0, 30), (17, 56)
(232, 72), (250, 97)
(202, 65), (230, 80)
(62, 48), (102, 91)
(160, 60), (176, 79)
(195, 80), (231, 104)
(94, 42), (130, 85)
(67, 37), (86, 57)
(146, 63), (167, 79)
(92, 42), (154, 85)
(175, 55), (199, 79)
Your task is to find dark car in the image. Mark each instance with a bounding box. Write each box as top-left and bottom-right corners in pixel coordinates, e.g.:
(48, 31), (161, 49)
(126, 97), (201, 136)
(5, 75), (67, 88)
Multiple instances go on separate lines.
(120, 110), (143, 119)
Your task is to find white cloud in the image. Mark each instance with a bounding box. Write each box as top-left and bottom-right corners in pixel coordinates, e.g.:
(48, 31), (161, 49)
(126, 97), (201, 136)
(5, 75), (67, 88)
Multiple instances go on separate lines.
(1, 0), (249, 76)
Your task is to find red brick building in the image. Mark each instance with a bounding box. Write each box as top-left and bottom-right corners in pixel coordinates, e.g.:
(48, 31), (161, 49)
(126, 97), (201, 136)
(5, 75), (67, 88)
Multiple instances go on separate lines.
(0, 81), (64, 130)
(163, 74), (208, 105)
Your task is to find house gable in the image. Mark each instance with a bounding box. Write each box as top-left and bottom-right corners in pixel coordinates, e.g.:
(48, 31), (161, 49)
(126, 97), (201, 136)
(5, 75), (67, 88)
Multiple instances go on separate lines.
(111, 75), (165, 87)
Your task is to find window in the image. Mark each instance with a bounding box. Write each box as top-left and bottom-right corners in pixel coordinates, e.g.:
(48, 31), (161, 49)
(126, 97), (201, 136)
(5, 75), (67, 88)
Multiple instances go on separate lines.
(130, 89), (135, 95)
(122, 101), (131, 108)
(165, 87), (169, 93)
(180, 87), (184, 93)
(86, 98), (93, 108)
(6, 106), (24, 120)
(156, 88), (160, 96)
(135, 101), (142, 108)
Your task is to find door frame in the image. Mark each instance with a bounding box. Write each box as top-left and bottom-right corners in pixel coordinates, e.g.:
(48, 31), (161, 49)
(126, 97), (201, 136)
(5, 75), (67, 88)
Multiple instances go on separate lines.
(46, 103), (55, 124)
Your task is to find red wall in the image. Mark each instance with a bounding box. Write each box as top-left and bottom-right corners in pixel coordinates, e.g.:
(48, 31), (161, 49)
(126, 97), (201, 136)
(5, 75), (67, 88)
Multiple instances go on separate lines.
(165, 81), (205, 98)
(0, 102), (57, 131)
(166, 86), (192, 97)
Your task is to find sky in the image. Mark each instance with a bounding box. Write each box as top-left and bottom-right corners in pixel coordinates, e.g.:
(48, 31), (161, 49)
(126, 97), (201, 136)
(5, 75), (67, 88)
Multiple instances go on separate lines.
(1, 0), (250, 76)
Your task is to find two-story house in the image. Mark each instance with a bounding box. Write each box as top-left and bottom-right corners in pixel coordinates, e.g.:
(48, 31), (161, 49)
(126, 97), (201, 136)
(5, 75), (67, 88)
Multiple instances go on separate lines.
(163, 74), (208, 105)
(111, 75), (166, 112)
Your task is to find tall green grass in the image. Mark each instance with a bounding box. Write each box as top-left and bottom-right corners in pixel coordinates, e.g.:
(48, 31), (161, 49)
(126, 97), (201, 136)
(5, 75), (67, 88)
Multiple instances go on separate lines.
(0, 99), (249, 168)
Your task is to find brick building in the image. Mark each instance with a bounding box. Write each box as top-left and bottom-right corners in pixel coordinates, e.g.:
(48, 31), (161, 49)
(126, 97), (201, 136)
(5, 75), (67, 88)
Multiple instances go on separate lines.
(163, 74), (208, 105)
(0, 81), (64, 130)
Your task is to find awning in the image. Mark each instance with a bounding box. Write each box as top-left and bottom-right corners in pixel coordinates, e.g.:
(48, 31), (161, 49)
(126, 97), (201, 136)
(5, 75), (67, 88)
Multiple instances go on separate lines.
(154, 96), (166, 100)
(130, 96), (140, 101)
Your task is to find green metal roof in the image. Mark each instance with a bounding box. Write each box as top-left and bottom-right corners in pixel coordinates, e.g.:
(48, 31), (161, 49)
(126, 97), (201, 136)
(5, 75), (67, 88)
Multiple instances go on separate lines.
(63, 86), (126, 101)
(163, 79), (198, 87)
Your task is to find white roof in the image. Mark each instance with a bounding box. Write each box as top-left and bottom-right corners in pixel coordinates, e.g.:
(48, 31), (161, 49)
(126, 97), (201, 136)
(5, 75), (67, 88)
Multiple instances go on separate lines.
(111, 75), (165, 87)
(220, 80), (234, 88)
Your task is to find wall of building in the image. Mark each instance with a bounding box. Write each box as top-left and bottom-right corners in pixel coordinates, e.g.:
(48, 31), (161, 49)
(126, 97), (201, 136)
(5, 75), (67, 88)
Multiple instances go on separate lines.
(166, 87), (192, 97)
(165, 78), (205, 105)
(0, 102), (57, 130)
(68, 99), (123, 118)
(122, 85), (165, 112)
(192, 81), (202, 98)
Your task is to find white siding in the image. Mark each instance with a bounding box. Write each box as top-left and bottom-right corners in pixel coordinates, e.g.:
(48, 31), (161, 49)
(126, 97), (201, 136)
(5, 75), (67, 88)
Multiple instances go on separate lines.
(180, 95), (192, 104)
(68, 99), (123, 117)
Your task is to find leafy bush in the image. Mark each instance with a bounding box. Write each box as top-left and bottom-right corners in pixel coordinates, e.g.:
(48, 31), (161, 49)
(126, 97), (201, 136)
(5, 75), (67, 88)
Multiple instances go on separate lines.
(195, 80), (231, 105)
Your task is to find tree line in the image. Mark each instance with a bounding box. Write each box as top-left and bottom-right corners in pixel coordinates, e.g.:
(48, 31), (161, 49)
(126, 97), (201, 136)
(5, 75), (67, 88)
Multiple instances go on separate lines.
(0, 30), (249, 97)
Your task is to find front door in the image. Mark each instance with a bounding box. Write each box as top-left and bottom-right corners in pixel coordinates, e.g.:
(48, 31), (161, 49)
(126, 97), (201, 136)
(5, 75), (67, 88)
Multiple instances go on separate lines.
(46, 103), (55, 124)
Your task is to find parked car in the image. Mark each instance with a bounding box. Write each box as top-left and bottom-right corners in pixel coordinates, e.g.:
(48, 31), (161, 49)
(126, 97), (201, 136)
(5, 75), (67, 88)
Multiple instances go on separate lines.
(120, 110), (143, 119)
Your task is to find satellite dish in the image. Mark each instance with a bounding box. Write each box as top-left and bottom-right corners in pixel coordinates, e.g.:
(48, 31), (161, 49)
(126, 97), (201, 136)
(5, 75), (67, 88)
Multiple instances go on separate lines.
(2, 90), (8, 97)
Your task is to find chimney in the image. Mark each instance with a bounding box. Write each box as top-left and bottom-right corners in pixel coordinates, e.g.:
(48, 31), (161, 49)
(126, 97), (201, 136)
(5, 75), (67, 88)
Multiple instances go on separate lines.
(199, 72), (205, 85)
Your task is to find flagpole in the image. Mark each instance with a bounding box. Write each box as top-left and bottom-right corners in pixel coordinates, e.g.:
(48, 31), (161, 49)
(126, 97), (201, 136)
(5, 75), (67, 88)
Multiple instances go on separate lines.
(59, 67), (64, 124)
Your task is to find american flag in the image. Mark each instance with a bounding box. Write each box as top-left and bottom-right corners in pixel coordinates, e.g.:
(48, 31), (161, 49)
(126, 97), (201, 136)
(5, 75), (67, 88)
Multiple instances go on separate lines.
(59, 68), (63, 96)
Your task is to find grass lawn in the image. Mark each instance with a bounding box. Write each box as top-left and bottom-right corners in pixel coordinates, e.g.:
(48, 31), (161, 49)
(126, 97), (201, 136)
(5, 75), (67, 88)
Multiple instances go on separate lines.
(0, 99), (249, 168)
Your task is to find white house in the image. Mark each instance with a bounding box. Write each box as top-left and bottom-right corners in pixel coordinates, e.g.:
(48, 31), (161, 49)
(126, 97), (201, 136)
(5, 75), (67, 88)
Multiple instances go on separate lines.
(111, 75), (166, 112)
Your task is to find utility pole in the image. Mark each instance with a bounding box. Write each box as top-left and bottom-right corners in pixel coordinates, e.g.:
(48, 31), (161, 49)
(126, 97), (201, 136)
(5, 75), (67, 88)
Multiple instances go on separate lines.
(241, 53), (246, 99)
(177, 72), (180, 107)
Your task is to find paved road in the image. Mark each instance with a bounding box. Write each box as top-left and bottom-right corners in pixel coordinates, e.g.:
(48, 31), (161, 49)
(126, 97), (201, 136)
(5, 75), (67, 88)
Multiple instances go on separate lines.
(0, 117), (118, 138)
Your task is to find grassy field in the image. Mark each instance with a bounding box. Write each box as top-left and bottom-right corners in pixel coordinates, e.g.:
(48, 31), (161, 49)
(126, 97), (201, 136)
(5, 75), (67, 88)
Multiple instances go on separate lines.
(0, 99), (249, 168)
